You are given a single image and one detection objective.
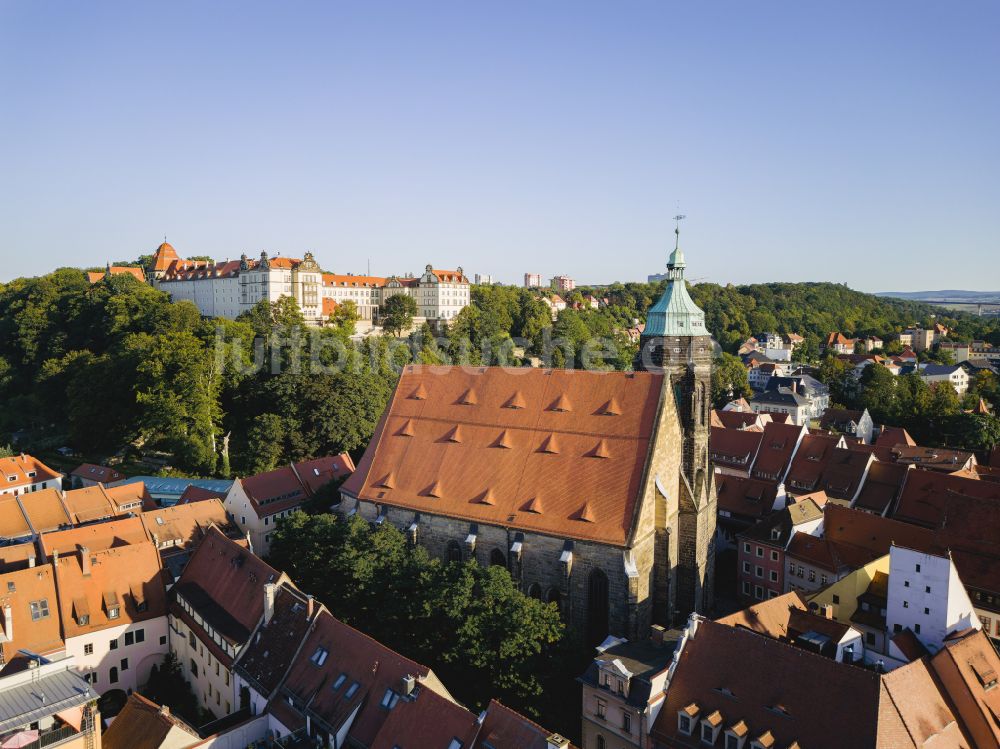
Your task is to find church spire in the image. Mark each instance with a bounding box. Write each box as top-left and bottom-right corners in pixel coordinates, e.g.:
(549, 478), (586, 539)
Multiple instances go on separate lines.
(641, 216), (705, 337)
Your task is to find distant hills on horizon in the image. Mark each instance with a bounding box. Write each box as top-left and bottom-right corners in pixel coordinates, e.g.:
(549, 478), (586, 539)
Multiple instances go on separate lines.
(878, 289), (1000, 303)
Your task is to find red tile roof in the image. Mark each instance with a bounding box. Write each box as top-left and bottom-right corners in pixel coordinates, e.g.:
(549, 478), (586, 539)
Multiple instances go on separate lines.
(715, 475), (779, 521)
(323, 273), (387, 287)
(53, 541), (169, 640)
(473, 699), (571, 749)
(750, 422), (805, 481)
(70, 463), (125, 484)
(140, 499), (235, 554)
(928, 628), (1000, 747)
(0, 454), (61, 488)
(893, 471), (1000, 528)
(0, 541), (36, 573)
(0, 494), (31, 538)
(102, 693), (199, 749)
(171, 527), (284, 665)
(276, 608), (433, 747)
(823, 505), (940, 559)
(853, 461), (910, 515)
(342, 366), (665, 546)
(87, 266), (146, 284)
(369, 686), (480, 749)
(177, 484), (226, 504)
(650, 619), (882, 748)
(716, 592), (808, 639)
(16, 488), (72, 532)
(876, 427), (917, 449)
(0, 563), (64, 668)
(240, 455), (354, 517)
(39, 516), (148, 558)
(712, 410), (765, 431)
(710, 427), (764, 470)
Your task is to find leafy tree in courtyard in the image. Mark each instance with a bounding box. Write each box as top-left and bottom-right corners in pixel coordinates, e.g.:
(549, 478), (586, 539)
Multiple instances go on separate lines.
(269, 512), (564, 715)
(381, 294), (417, 337)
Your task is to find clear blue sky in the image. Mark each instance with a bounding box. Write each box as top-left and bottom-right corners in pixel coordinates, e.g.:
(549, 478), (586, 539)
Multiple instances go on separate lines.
(1, 1), (998, 290)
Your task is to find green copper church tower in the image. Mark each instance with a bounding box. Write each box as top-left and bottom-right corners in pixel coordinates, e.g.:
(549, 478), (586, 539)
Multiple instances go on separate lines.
(636, 219), (717, 618)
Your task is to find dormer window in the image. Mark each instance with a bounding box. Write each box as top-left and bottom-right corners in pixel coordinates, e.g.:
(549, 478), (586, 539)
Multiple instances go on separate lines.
(679, 704), (699, 735)
(725, 720), (748, 749)
(104, 591), (120, 620)
(701, 710), (722, 744)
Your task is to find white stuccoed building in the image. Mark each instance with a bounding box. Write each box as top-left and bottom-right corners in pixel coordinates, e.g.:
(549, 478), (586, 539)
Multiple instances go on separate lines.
(886, 545), (980, 657)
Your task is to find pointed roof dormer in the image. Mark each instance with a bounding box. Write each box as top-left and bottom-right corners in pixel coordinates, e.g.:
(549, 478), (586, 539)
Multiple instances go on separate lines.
(396, 420), (415, 437)
(474, 488), (497, 505)
(493, 430), (514, 449)
(539, 434), (559, 454)
(642, 216), (706, 338)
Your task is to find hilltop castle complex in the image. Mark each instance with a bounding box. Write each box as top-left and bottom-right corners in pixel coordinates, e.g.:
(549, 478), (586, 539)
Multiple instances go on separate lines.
(142, 241), (469, 326)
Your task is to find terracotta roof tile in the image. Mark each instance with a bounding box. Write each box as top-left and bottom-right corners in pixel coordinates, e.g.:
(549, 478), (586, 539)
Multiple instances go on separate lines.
(53, 541), (169, 640)
(650, 619), (881, 748)
(234, 583), (315, 697)
(40, 516), (148, 558)
(0, 541), (37, 573)
(171, 527), (284, 665)
(717, 592), (808, 638)
(710, 427), (764, 470)
(16, 488), (72, 533)
(0, 495), (31, 539)
(278, 608), (433, 747)
(0, 454), (61, 488)
(369, 686), (480, 749)
(102, 693), (199, 749)
(715, 475), (779, 522)
(69, 463), (126, 484)
(140, 499), (235, 554)
(750, 422), (806, 481)
(342, 366), (664, 545)
(0, 563), (64, 667)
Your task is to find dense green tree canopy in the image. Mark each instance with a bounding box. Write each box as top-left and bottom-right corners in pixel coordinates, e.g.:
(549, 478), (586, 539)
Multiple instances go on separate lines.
(269, 512), (564, 714)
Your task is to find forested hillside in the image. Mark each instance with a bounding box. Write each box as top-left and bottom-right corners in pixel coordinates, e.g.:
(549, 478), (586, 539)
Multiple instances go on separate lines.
(2, 270), (998, 475)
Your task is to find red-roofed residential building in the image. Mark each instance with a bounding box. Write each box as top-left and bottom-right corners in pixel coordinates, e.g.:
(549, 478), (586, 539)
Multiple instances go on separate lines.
(748, 422), (808, 483)
(709, 427), (764, 478)
(69, 463), (125, 488)
(647, 615), (972, 749)
(169, 527), (288, 718)
(0, 454), (62, 496)
(54, 541), (170, 695)
(224, 454), (355, 555)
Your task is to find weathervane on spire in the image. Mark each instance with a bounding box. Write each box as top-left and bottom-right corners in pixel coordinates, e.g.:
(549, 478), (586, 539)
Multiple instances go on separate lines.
(673, 214), (685, 250)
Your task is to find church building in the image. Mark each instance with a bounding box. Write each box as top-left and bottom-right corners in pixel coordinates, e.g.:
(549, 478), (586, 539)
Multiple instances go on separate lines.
(340, 229), (716, 641)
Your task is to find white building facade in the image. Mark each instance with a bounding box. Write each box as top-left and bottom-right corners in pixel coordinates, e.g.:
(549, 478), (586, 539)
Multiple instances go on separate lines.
(886, 545), (980, 656)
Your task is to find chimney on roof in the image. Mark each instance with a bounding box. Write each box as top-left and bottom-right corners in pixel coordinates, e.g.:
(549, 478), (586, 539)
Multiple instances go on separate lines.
(80, 546), (91, 576)
(52, 550), (59, 567)
(650, 623), (666, 647)
(159, 704), (170, 717)
(401, 674), (416, 696)
(306, 594), (314, 619)
(263, 582), (276, 625)
(2, 603), (12, 640)
(547, 734), (571, 749)
(27, 552), (35, 569)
